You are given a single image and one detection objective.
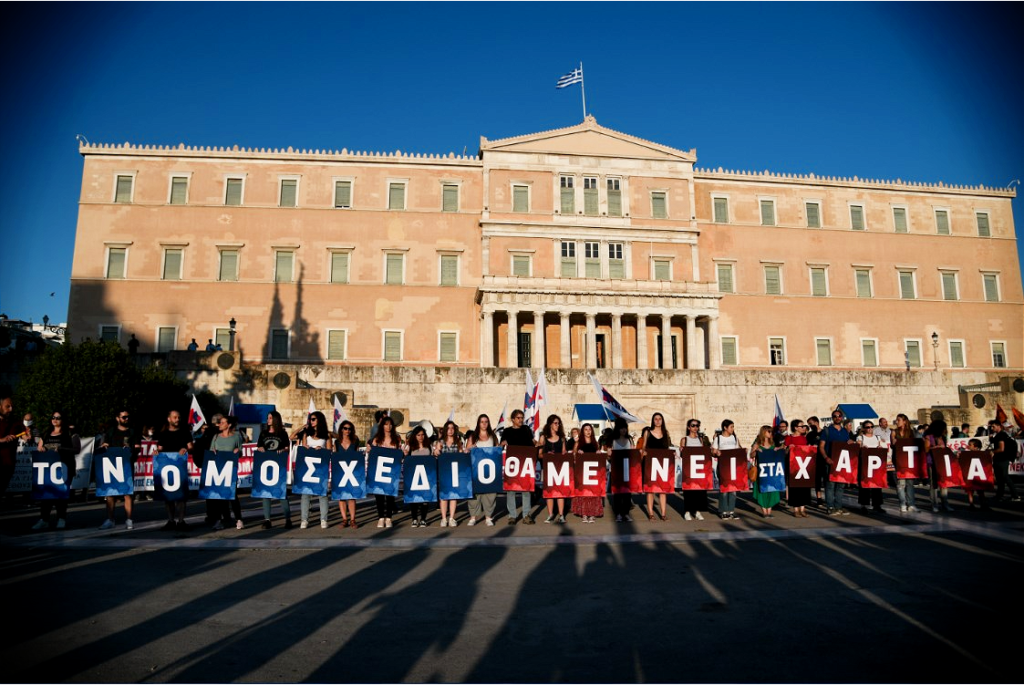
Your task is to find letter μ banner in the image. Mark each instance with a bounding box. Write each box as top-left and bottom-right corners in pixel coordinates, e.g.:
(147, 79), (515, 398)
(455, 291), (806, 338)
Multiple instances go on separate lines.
(252, 450), (289, 500)
(32, 451), (69, 500)
(756, 448), (787, 493)
(643, 449), (675, 493)
(199, 451), (239, 500)
(788, 445), (817, 487)
(829, 443), (859, 484)
(959, 451), (994, 491)
(542, 453), (574, 498)
(893, 439), (928, 479)
(292, 447), (330, 497)
(573, 452), (606, 497)
(680, 447), (714, 490)
(367, 447), (402, 497)
(471, 447), (504, 494)
(331, 451), (366, 500)
(94, 447), (134, 497)
(403, 454), (438, 503)
(439, 452), (473, 500)
(153, 452), (189, 501)
(717, 449), (749, 493)
(859, 448), (889, 489)
(931, 447), (964, 489)
(609, 449), (643, 494)
(502, 446), (537, 492)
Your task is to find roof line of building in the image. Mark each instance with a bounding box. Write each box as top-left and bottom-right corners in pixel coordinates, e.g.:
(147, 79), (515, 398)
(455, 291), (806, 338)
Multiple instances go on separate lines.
(78, 142), (482, 165)
(694, 167), (1016, 197)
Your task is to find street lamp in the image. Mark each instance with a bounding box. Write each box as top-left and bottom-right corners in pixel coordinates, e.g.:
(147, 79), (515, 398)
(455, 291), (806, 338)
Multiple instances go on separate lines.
(228, 317), (237, 352)
(931, 331), (939, 370)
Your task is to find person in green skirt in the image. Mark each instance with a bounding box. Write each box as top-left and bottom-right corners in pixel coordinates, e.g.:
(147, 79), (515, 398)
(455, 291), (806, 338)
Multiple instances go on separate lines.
(750, 425), (781, 518)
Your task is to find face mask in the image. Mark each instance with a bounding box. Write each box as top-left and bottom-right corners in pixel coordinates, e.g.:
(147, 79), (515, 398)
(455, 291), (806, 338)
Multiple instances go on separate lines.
(24, 420), (33, 427)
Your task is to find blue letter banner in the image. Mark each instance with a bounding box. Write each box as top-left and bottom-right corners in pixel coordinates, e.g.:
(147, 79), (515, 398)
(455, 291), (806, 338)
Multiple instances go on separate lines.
(756, 448), (787, 493)
(402, 454), (438, 503)
(32, 451), (69, 500)
(199, 450), (239, 500)
(153, 452), (188, 501)
(471, 447), (504, 494)
(367, 447), (402, 497)
(438, 452), (473, 500)
(331, 451), (366, 500)
(292, 447), (330, 497)
(94, 447), (134, 497)
(251, 451), (288, 500)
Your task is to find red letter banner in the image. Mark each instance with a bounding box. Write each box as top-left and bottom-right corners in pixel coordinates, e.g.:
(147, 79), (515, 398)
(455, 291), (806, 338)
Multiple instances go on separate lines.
(573, 453), (607, 497)
(609, 449), (643, 494)
(893, 439), (928, 479)
(931, 447), (964, 488)
(503, 446), (537, 492)
(829, 443), (859, 484)
(542, 453), (575, 498)
(959, 451), (994, 491)
(643, 449), (675, 493)
(858, 448), (889, 489)
(680, 447), (714, 490)
(716, 449), (749, 493)
(788, 444), (817, 487)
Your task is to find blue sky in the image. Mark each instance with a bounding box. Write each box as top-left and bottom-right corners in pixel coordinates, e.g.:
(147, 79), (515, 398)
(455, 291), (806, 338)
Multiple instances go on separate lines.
(1, 2), (1021, 324)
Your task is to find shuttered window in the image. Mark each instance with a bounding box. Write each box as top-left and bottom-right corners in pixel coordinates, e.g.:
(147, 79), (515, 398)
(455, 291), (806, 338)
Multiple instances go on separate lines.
(328, 330), (346, 361)
(275, 251), (294, 283)
(100, 326), (120, 343)
(512, 185), (529, 212)
(941, 272), (958, 300)
(855, 269), (872, 297)
(906, 341), (921, 368)
(608, 243), (624, 279)
(106, 248), (126, 279)
(162, 249), (183, 280)
(653, 259), (670, 281)
(584, 242), (600, 277)
(330, 252), (349, 284)
(442, 184), (459, 212)
(440, 254), (458, 286)
(607, 179), (622, 216)
(115, 175), (133, 203)
(385, 253), (404, 285)
(170, 177), (188, 205)
(816, 339), (832, 366)
(899, 271), (916, 299)
(512, 254), (530, 277)
(764, 265), (782, 295)
(721, 337), (738, 366)
(651, 192), (667, 219)
(893, 207), (908, 233)
(334, 181), (352, 208)
(388, 183), (406, 210)
(949, 342), (964, 368)
(976, 212), (990, 237)
(560, 242), (576, 277)
(384, 331), (402, 361)
(760, 200), (775, 226)
(157, 327), (176, 353)
(983, 274), (999, 302)
(716, 263), (734, 293)
(219, 250), (238, 282)
(225, 178), (243, 206)
(935, 210), (950, 235)
(714, 197), (729, 224)
(583, 177), (598, 216)
(439, 332), (457, 362)
(279, 179), (297, 207)
(862, 340), (877, 367)
(811, 268), (827, 297)
(271, 330), (289, 360)
(560, 176), (575, 214)
(850, 205), (865, 230)
(992, 342), (1006, 368)
(806, 202), (821, 228)
(215, 328), (232, 350)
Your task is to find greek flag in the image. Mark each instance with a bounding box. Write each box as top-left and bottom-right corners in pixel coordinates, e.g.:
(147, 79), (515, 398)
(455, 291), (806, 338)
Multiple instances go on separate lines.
(556, 67), (583, 89)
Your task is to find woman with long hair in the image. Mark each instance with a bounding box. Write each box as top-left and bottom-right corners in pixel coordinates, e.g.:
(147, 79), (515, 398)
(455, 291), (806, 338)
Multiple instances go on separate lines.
(539, 414), (568, 523)
(784, 420), (811, 518)
(335, 420), (361, 528)
(856, 420), (888, 513)
(681, 418), (709, 521)
(750, 425), (781, 517)
(434, 420), (465, 527)
(292, 411), (333, 529)
(891, 413), (919, 513)
(712, 419), (743, 520)
(212, 414), (245, 529)
(925, 419), (951, 513)
(609, 417), (635, 522)
(465, 414), (497, 526)
(405, 425), (433, 527)
(571, 423), (605, 522)
(640, 412), (672, 521)
(257, 410), (292, 529)
(30, 409), (79, 531)
(370, 414), (402, 528)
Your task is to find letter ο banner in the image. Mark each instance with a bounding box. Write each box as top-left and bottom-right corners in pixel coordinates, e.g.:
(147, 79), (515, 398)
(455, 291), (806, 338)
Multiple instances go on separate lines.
(643, 448), (675, 493)
(94, 447), (134, 497)
(402, 454), (438, 503)
(680, 447), (714, 490)
(573, 452), (606, 497)
(292, 446), (330, 497)
(609, 449), (642, 494)
(756, 448), (787, 493)
(829, 443), (859, 484)
(931, 447), (964, 489)
(367, 447), (402, 497)
(31, 450), (69, 500)
(502, 446), (537, 492)
(252, 450), (289, 500)
(199, 451), (239, 500)
(331, 451), (366, 500)
(542, 452), (574, 498)
(893, 439), (928, 479)
(153, 452), (188, 501)
(717, 449), (749, 493)
(471, 446), (504, 494)
(788, 445), (817, 487)
(439, 452), (473, 500)
(959, 451), (994, 491)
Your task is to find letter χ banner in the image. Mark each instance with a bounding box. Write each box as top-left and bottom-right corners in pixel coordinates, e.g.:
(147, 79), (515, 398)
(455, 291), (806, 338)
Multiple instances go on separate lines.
(542, 452), (574, 498)
(680, 447), (714, 490)
(756, 448), (787, 493)
(829, 443), (859, 484)
(893, 439), (928, 479)
(609, 449), (643, 494)
(788, 444), (817, 487)
(440, 452), (473, 500)
(252, 450), (289, 500)
(959, 451), (994, 491)
(403, 454), (438, 503)
(931, 447), (964, 488)
(94, 447), (134, 497)
(331, 451), (366, 500)
(643, 449), (675, 493)
(717, 449), (749, 493)
(502, 446), (537, 492)
(573, 452), (606, 497)
(471, 447), (504, 494)
(32, 450), (69, 500)
(367, 447), (402, 497)
(292, 446), (330, 497)
(153, 451), (189, 501)
(199, 451), (239, 500)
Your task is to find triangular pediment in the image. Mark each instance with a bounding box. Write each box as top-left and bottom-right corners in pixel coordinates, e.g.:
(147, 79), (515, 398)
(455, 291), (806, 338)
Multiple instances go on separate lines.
(481, 116), (696, 162)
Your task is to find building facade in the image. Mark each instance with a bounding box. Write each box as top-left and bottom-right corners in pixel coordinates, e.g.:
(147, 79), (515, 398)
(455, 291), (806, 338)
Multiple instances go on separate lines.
(69, 117), (1022, 374)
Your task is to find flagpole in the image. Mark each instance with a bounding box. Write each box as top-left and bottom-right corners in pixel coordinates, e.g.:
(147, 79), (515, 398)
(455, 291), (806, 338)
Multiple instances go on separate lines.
(580, 61), (587, 119)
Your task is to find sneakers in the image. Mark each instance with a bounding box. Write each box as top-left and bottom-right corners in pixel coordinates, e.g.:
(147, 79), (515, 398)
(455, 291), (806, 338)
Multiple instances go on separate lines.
(31, 519), (49, 531)
(301, 520), (310, 529)
(684, 512), (693, 521)
(420, 518), (428, 528)
(56, 518), (66, 530)
(507, 517), (517, 525)
(99, 519), (115, 530)
(900, 505), (908, 513)
(376, 519), (385, 528)
(558, 515), (566, 524)
(236, 520), (245, 530)
(467, 517), (478, 527)
(385, 518), (393, 528)
(908, 506), (918, 513)
(615, 515), (623, 522)
(624, 514), (633, 522)
(544, 515), (555, 524)
(523, 516), (534, 525)
(440, 518), (448, 528)
(839, 509), (851, 516)
(213, 520), (225, 531)
(932, 505), (940, 513)
(448, 517), (458, 527)
(411, 519), (420, 528)
(125, 518), (134, 530)
(320, 520), (328, 529)
(695, 512), (705, 521)
(485, 518), (495, 527)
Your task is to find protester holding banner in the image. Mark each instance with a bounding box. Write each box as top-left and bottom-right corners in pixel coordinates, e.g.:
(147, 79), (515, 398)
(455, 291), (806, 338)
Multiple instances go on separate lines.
(964, 439), (992, 510)
(819, 410), (853, 516)
(0, 389), (20, 496)
(640, 413), (672, 521)
(924, 420), (951, 513)
(257, 411), (293, 529)
(436, 420), (466, 527)
(784, 420), (812, 517)
(681, 419), (710, 521)
(99, 409), (138, 530)
(712, 419), (743, 519)
(466, 414), (498, 527)
(157, 410), (192, 530)
(499, 410), (535, 525)
(192, 415), (222, 525)
(31, 410), (78, 530)
(211, 415), (245, 529)
(370, 414), (402, 528)
(609, 417), (635, 522)
(294, 411), (333, 529)
(991, 422), (1020, 502)
(406, 426), (433, 527)
(571, 423), (605, 522)
(855, 421), (888, 513)
(750, 426), (781, 517)
(891, 414), (920, 513)
(540, 414), (568, 524)
(335, 420), (361, 528)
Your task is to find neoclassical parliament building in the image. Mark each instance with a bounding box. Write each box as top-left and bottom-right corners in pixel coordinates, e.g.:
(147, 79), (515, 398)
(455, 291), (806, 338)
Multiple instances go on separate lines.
(69, 117), (1021, 377)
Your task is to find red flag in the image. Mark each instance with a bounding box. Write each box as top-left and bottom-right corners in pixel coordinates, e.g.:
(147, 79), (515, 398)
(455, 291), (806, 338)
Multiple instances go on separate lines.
(717, 449), (749, 493)
(680, 447), (714, 490)
(573, 453), (607, 497)
(959, 451), (995, 491)
(503, 446), (537, 492)
(932, 447), (964, 488)
(829, 443), (859, 484)
(542, 453), (575, 498)
(643, 449), (676, 493)
(609, 449), (643, 494)
(788, 445), (817, 487)
(1012, 407), (1024, 432)
(893, 439), (928, 479)
(858, 448), (889, 488)
(995, 403), (1008, 426)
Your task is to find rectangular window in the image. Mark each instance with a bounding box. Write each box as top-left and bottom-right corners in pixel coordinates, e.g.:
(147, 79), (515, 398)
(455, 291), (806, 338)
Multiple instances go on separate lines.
(713, 197), (729, 224)
(279, 179), (297, 207)
(274, 251), (294, 283)
(100, 326), (120, 343)
(440, 254), (459, 286)
(855, 269), (872, 298)
(560, 241), (576, 277)
(388, 182), (406, 210)
(442, 184), (459, 212)
(816, 339), (833, 366)
(760, 199), (775, 226)
(328, 330), (346, 361)
(162, 248), (183, 281)
(106, 247), (126, 279)
(170, 177), (188, 205)
(893, 207), (908, 233)
(941, 272), (958, 301)
(439, 332), (457, 363)
(225, 178), (243, 206)
(806, 202), (821, 228)
(583, 177), (598, 216)
(651, 192), (667, 219)
(156, 327), (176, 353)
(215, 328), (232, 350)
(949, 341), (965, 368)
(653, 259), (670, 281)
(608, 243), (624, 279)
(935, 209), (950, 235)
(764, 265), (782, 295)
(584, 242), (601, 277)
(607, 179), (622, 217)
(334, 180), (352, 208)
(270, 330), (289, 360)
(330, 252), (350, 284)
(992, 342), (1006, 368)
(385, 253), (404, 285)
(976, 212), (990, 237)
(512, 184), (529, 212)
(899, 270), (916, 299)
(716, 263), (734, 293)
(862, 340), (878, 367)
(512, 254), (531, 277)
(906, 340), (922, 368)
(850, 205), (865, 231)
(560, 176), (575, 214)
(384, 331), (402, 362)
(721, 337), (738, 366)
(983, 273), (999, 302)
(769, 338), (785, 366)
(115, 175), (133, 203)
(218, 249), (238, 282)
(810, 267), (828, 297)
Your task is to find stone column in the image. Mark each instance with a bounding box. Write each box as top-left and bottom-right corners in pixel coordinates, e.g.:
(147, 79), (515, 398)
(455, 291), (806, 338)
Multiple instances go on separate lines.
(560, 312), (571, 369)
(481, 310), (494, 367)
(507, 310), (518, 368)
(660, 313), (672, 370)
(585, 312), (597, 369)
(636, 314), (648, 369)
(685, 314), (696, 370)
(611, 313), (623, 369)
(533, 311), (546, 368)
(708, 315), (721, 370)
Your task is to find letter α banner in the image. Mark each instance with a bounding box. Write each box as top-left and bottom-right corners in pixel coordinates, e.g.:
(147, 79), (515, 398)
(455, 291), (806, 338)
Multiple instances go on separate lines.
(471, 447), (504, 494)
(643, 449), (675, 493)
(199, 451), (239, 500)
(367, 447), (402, 497)
(858, 448), (889, 488)
(292, 446), (330, 497)
(680, 447), (714, 490)
(31, 450), (69, 500)
(252, 451), (289, 500)
(893, 439), (928, 479)
(829, 443), (859, 484)
(403, 454), (438, 503)
(756, 448), (787, 493)
(153, 452), (189, 501)
(931, 447), (964, 489)
(502, 446), (537, 492)
(573, 452), (606, 497)
(717, 449), (749, 493)
(959, 451), (994, 491)
(94, 447), (134, 497)
(609, 449), (643, 494)
(331, 451), (366, 500)
(788, 445), (817, 487)
(542, 452), (575, 498)
(440, 452), (473, 500)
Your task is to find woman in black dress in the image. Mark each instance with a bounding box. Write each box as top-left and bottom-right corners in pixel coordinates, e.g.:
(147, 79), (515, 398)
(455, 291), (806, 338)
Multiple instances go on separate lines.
(641, 412), (672, 521)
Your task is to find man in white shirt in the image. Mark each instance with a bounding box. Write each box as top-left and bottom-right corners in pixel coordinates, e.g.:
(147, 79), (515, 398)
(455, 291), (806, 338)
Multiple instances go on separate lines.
(875, 417), (892, 444)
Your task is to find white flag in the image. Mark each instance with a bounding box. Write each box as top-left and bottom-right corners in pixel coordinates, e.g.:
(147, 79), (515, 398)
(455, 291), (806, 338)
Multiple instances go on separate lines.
(227, 395), (235, 417)
(446, 406), (456, 424)
(495, 399), (509, 432)
(188, 395), (206, 434)
(333, 395), (348, 433)
(307, 397), (317, 418)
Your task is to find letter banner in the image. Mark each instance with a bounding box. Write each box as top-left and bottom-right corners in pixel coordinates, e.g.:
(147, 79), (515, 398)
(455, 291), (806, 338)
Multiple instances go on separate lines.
(756, 448), (787, 493)
(717, 449), (749, 493)
(31, 451), (69, 500)
(680, 447), (714, 490)
(252, 451), (289, 500)
(134, 440), (160, 491)
(292, 446), (330, 497)
(893, 439), (928, 479)
(829, 443), (859, 484)
(859, 448), (889, 489)
(471, 447), (504, 494)
(403, 454), (438, 503)
(153, 452), (189, 501)
(94, 447), (134, 497)
(199, 450), (239, 500)
(609, 449), (643, 494)
(931, 447), (964, 489)
(788, 445), (817, 487)
(542, 452), (575, 498)
(331, 451), (366, 500)
(573, 453), (607, 497)
(367, 447), (402, 496)
(643, 449), (676, 494)
(502, 446), (537, 492)
(237, 443), (256, 489)
(959, 451), (994, 491)
(440, 452), (473, 500)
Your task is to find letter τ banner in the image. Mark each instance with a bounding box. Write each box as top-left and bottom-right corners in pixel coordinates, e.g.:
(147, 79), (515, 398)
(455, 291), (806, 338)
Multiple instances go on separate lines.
(542, 452), (575, 498)
(756, 448), (787, 493)
(858, 448), (889, 489)
(959, 451), (994, 491)
(367, 447), (402, 497)
(680, 447), (714, 490)
(502, 446), (537, 492)
(471, 446), (504, 494)
(893, 439), (928, 479)
(717, 448), (749, 493)
(199, 450), (239, 500)
(252, 451), (289, 500)
(643, 449), (675, 493)
(609, 449), (643, 494)
(403, 454), (438, 503)
(440, 452), (473, 500)
(829, 443), (859, 484)
(94, 447), (134, 497)
(788, 445), (817, 487)
(32, 450), (69, 500)
(331, 451), (366, 500)
(291, 446), (330, 497)
(573, 452), (607, 497)
(153, 452), (189, 501)
(931, 447), (964, 489)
